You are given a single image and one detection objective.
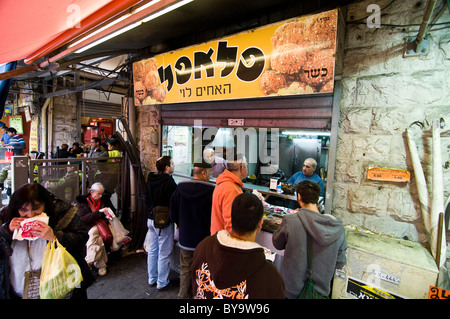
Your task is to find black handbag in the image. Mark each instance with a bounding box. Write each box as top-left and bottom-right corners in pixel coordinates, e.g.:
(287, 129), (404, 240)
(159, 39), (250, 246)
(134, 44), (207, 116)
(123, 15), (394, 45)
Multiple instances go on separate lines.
(152, 206), (170, 229)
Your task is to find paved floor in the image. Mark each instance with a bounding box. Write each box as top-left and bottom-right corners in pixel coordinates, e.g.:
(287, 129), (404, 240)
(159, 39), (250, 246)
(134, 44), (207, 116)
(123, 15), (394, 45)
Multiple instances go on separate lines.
(87, 250), (180, 299)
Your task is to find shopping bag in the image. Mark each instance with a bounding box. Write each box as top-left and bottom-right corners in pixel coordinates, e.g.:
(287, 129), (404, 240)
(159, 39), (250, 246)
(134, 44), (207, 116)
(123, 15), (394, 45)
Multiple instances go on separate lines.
(109, 216), (130, 244)
(5, 151), (13, 161)
(143, 230), (150, 253)
(39, 239), (83, 299)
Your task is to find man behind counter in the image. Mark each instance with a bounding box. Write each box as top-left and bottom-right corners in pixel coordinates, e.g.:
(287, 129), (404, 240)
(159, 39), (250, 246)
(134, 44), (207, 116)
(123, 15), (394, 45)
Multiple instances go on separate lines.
(203, 148), (226, 178)
(287, 158), (324, 196)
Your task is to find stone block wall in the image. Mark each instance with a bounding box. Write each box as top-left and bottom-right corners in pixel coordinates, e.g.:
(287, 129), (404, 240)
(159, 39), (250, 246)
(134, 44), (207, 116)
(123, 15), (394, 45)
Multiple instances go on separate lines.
(50, 94), (78, 156)
(137, 104), (161, 175)
(334, 0), (450, 248)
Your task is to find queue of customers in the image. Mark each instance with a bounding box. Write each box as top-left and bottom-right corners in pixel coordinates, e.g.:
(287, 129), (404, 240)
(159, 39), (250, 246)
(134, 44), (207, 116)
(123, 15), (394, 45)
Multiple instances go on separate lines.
(145, 154), (347, 299)
(0, 145), (346, 299)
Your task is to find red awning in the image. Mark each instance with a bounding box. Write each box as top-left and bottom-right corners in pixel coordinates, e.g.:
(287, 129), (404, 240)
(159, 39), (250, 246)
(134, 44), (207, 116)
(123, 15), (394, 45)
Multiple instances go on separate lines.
(0, 0), (121, 65)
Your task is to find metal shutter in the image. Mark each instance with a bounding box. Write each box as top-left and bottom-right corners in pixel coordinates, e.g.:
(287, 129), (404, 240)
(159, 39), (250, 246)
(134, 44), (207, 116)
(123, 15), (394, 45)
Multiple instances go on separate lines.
(81, 99), (122, 118)
(160, 94), (333, 129)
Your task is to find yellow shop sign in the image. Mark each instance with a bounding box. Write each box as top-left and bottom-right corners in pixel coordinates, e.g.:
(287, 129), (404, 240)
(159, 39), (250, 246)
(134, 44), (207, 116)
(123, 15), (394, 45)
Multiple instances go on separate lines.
(133, 9), (338, 105)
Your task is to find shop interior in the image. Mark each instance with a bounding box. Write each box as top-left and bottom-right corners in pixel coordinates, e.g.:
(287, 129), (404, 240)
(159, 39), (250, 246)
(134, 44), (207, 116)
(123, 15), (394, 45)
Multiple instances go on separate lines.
(162, 124), (330, 205)
(81, 117), (118, 149)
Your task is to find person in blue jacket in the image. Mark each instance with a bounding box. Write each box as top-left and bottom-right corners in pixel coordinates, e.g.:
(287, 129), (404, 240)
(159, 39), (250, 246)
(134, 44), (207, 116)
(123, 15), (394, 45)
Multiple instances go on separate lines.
(287, 158), (324, 196)
(1, 126), (10, 145)
(170, 158), (214, 299)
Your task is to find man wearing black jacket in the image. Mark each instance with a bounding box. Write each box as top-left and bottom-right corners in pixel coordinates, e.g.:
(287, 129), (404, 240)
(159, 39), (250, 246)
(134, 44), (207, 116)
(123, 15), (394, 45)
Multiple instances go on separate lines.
(191, 193), (285, 299)
(145, 156), (177, 291)
(170, 159), (214, 299)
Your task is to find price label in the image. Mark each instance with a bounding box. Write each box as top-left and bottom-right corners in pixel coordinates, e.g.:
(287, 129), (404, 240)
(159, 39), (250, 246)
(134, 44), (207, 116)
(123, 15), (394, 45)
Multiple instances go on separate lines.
(367, 168), (410, 182)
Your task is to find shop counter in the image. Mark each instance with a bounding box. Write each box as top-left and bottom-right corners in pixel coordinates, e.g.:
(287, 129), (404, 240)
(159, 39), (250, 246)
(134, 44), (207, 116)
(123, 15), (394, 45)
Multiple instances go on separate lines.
(173, 173), (296, 201)
(242, 182), (296, 201)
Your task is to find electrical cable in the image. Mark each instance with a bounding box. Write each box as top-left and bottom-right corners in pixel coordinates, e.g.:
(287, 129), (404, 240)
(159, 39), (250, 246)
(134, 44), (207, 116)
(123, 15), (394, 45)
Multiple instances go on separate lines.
(348, 0), (396, 23)
(346, 0), (450, 32)
(347, 20), (450, 28)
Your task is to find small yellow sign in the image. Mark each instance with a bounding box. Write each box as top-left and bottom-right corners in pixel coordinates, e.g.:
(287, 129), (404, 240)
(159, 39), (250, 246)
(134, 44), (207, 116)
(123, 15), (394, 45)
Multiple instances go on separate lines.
(367, 168), (410, 182)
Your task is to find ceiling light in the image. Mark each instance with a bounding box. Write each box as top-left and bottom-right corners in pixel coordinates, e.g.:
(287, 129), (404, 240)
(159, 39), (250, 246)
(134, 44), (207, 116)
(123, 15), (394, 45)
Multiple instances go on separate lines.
(70, 1), (161, 49)
(210, 128), (236, 147)
(75, 21), (142, 53)
(133, 0), (161, 14)
(73, 0), (193, 54)
(70, 13), (132, 49)
(142, 0), (193, 22)
(281, 130), (331, 136)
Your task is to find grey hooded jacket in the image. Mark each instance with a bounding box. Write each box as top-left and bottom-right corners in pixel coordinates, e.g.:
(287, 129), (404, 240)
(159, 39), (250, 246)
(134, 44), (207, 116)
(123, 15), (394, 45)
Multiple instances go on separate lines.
(272, 208), (347, 298)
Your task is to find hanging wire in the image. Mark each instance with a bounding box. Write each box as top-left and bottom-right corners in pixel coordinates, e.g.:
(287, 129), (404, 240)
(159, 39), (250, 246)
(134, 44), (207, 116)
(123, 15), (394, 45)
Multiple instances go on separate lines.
(348, 0), (396, 23)
(347, 0), (450, 31)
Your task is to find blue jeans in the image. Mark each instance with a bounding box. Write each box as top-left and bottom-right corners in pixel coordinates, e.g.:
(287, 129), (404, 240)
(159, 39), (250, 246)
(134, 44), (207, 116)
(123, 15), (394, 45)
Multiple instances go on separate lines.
(146, 219), (174, 289)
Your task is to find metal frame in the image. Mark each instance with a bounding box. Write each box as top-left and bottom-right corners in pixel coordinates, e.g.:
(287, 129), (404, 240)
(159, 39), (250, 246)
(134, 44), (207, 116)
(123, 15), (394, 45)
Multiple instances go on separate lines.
(10, 156), (123, 205)
(29, 156), (122, 195)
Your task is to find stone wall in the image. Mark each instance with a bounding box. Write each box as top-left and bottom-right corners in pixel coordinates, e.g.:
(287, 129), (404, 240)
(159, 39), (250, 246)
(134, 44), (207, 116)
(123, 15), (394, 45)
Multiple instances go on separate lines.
(50, 94), (78, 156)
(137, 104), (161, 175)
(334, 0), (450, 249)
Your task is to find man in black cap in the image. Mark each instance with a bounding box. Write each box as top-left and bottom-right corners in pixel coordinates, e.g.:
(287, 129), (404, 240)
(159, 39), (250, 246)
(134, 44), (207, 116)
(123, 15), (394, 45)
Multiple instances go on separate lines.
(169, 158), (215, 299)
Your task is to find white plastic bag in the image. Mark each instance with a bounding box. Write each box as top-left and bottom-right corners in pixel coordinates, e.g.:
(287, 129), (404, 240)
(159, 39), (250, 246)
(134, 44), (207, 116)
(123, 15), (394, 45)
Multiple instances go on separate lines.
(143, 231), (150, 253)
(109, 217), (130, 244)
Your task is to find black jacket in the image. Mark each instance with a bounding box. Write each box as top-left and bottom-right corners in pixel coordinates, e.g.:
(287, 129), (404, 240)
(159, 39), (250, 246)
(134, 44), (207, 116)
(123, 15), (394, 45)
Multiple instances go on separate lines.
(145, 172), (177, 219)
(191, 230), (285, 299)
(170, 180), (214, 249)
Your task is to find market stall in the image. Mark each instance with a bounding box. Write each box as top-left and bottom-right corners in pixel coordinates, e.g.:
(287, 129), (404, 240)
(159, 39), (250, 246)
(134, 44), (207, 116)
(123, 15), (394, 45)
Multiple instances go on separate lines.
(136, 7), (344, 281)
(133, 9), (343, 211)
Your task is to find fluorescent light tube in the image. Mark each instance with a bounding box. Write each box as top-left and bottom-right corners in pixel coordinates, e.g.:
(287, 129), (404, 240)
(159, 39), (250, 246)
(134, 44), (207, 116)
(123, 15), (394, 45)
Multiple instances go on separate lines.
(142, 0), (193, 22)
(133, 0), (161, 14)
(74, 0), (193, 54)
(75, 21), (141, 53)
(282, 131), (331, 136)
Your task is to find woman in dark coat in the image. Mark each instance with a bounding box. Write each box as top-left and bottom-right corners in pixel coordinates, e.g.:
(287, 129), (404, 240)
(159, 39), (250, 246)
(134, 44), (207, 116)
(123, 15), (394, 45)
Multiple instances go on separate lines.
(0, 183), (93, 299)
(76, 182), (116, 276)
